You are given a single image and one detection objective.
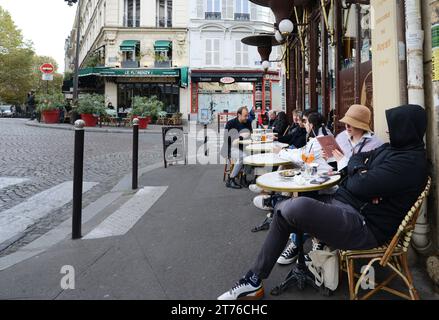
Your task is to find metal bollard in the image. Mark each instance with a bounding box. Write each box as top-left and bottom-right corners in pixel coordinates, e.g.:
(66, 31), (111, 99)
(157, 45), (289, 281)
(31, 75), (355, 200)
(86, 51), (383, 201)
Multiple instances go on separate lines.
(217, 113), (220, 133)
(204, 124), (208, 156)
(72, 120), (85, 239)
(132, 118), (139, 190)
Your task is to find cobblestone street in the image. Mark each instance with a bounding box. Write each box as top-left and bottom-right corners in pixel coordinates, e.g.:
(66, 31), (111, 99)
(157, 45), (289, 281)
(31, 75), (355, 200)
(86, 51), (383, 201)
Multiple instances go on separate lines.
(0, 118), (163, 255)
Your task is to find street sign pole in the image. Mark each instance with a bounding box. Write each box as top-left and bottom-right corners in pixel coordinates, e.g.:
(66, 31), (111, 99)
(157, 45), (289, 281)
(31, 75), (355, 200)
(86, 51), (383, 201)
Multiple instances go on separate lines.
(73, 0), (81, 104)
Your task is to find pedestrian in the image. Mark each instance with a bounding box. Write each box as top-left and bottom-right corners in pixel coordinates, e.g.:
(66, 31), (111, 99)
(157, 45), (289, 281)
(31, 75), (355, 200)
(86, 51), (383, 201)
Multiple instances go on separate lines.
(27, 91), (36, 120)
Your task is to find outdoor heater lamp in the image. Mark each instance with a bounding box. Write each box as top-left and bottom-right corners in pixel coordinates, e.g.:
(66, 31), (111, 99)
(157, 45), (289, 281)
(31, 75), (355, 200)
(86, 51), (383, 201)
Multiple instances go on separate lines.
(64, 0), (78, 6)
(241, 34), (281, 72)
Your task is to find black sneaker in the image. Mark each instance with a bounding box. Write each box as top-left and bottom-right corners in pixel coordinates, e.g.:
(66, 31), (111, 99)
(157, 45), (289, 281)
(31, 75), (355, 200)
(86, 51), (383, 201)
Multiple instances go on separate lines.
(303, 239), (326, 265)
(277, 241), (299, 265)
(226, 177), (242, 189)
(217, 271), (264, 300)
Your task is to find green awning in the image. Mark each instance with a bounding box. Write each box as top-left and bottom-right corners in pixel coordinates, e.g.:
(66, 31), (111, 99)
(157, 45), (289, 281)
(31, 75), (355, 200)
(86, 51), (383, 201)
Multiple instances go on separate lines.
(154, 40), (172, 51)
(179, 67), (188, 88)
(78, 67), (180, 77)
(120, 40), (139, 51)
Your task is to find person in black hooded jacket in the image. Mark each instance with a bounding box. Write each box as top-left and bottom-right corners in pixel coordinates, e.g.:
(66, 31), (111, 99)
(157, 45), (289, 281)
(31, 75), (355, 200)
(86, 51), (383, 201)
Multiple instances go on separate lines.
(217, 104), (429, 300)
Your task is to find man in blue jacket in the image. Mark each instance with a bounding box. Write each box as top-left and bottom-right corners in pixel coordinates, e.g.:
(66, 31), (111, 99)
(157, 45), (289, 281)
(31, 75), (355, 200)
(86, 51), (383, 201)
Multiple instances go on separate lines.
(218, 104), (429, 300)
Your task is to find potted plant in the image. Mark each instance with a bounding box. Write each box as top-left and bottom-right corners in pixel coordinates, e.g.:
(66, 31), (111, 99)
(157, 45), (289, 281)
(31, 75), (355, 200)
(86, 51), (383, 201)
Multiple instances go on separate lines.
(36, 92), (65, 124)
(76, 93), (106, 127)
(130, 96), (164, 129)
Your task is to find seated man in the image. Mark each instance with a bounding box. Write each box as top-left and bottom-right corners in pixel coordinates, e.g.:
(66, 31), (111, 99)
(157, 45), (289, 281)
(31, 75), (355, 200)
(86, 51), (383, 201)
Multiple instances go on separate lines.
(221, 106), (252, 189)
(218, 104), (428, 300)
(266, 110), (277, 129)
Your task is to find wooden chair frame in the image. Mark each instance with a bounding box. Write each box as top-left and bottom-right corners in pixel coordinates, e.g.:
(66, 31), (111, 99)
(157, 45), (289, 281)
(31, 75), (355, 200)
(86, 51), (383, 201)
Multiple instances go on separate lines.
(340, 177), (431, 300)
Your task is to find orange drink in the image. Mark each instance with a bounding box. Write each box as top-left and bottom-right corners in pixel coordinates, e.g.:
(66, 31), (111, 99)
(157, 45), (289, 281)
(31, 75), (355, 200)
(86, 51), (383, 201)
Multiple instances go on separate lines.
(261, 134), (266, 142)
(301, 153), (307, 162)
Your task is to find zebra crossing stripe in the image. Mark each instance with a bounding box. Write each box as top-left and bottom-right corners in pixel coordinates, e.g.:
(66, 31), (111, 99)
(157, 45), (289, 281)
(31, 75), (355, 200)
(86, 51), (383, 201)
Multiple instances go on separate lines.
(84, 186), (167, 239)
(0, 177), (29, 190)
(0, 181), (98, 244)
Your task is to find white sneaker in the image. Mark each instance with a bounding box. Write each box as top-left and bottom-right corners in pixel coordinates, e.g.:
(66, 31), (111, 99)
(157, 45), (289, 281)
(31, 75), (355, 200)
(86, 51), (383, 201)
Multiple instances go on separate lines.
(253, 195), (271, 210)
(217, 277), (264, 300)
(249, 184), (263, 193)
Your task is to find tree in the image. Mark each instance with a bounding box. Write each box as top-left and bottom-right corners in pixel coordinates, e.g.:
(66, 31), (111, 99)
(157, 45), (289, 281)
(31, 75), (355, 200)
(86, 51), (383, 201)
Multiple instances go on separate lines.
(0, 6), (34, 104)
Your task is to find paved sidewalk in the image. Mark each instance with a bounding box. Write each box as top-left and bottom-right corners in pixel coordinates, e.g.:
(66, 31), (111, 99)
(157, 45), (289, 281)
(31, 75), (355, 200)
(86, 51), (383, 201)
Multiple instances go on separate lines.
(0, 164), (437, 300)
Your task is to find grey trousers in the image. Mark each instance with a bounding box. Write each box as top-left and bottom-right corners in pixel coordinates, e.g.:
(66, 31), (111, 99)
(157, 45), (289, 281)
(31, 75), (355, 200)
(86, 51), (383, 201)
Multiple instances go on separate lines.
(251, 196), (378, 279)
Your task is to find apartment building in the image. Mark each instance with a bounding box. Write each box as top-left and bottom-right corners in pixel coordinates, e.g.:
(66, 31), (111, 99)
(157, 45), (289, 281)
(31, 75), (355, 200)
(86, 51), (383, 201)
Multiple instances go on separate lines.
(65, 0), (282, 119)
(188, 0), (283, 122)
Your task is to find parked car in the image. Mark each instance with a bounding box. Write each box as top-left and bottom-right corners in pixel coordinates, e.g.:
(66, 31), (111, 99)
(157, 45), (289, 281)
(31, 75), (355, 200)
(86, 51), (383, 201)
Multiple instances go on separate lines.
(0, 105), (13, 117)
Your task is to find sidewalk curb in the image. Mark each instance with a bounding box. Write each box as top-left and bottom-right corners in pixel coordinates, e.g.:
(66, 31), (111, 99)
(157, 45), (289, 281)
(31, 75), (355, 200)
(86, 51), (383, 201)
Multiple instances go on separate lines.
(25, 120), (167, 134)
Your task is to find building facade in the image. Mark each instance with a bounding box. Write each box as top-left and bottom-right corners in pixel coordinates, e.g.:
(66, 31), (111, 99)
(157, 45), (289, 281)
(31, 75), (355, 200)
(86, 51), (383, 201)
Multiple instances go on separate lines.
(65, 0), (283, 120)
(65, 0), (190, 115)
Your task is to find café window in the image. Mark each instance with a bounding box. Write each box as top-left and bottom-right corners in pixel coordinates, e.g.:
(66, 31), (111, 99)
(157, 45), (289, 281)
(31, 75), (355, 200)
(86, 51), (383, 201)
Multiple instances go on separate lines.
(341, 4), (372, 69)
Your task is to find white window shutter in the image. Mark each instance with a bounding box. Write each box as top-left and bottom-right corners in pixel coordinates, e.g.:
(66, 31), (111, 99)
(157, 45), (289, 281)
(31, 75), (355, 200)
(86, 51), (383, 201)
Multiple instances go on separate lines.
(235, 40), (241, 65)
(243, 44), (248, 65)
(250, 2), (257, 21)
(222, 0), (226, 18)
(206, 39), (212, 65)
(214, 39), (220, 65)
(196, 0), (204, 18)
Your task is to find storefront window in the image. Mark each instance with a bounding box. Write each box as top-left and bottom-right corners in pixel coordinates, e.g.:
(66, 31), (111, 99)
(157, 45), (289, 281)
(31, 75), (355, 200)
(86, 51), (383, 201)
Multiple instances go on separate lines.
(117, 82), (180, 113)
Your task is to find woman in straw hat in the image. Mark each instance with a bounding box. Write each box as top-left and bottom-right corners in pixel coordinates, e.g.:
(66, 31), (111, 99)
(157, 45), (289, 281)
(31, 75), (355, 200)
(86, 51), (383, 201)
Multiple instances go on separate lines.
(327, 104), (383, 171)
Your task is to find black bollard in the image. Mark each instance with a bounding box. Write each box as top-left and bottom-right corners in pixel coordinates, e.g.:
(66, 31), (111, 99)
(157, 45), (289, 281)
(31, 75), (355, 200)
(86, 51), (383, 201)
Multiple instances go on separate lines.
(72, 120), (85, 239)
(204, 124), (208, 156)
(132, 118), (139, 190)
(217, 114), (220, 133)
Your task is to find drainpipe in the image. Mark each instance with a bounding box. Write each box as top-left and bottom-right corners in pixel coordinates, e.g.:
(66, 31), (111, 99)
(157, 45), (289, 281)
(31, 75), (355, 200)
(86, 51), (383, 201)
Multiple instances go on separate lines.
(405, 0), (431, 252)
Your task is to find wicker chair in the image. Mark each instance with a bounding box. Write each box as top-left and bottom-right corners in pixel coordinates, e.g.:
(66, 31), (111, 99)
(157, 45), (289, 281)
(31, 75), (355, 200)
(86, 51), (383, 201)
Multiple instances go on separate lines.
(339, 177), (431, 300)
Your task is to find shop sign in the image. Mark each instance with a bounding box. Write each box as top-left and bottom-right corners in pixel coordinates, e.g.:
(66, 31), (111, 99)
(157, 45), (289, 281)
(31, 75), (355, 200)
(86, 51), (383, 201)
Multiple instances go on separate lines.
(220, 77), (235, 84)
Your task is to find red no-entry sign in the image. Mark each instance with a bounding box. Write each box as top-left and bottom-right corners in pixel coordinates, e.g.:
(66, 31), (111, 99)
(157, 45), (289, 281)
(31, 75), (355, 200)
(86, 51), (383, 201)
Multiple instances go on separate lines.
(40, 63), (54, 74)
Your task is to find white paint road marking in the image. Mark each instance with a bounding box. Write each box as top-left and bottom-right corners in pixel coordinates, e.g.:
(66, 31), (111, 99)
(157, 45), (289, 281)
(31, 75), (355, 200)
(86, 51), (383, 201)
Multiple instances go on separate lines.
(0, 191), (123, 271)
(0, 181), (98, 244)
(0, 177), (29, 190)
(84, 186), (167, 239)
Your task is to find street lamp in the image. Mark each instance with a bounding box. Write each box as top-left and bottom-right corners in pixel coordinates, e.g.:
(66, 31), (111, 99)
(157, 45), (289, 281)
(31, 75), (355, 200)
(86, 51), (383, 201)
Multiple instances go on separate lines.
(65, 0), (81, 104)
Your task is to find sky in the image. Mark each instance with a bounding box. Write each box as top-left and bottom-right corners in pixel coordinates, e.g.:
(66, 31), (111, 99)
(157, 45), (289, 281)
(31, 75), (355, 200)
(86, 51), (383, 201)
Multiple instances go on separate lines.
(0, 0), (77, 73)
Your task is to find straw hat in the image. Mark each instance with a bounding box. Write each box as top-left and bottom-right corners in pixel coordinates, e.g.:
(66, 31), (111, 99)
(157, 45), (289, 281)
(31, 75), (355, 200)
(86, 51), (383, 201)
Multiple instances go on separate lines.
(339, 104), (371, 132)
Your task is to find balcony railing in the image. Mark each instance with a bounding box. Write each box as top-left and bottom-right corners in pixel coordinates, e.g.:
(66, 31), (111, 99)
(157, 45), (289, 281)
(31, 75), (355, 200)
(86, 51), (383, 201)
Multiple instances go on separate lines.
(156, 17), (173, 27)
(205, 12), (221, 20)
(121, 60), (140, 68)
(234, 13), (250, 21)
(123, 18), (140, 27)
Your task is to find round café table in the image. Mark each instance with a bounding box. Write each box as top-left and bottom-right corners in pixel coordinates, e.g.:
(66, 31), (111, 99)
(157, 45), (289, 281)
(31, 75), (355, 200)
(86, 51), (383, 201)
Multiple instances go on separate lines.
(256, 170), (340, 296)
(243, 153), (292, 167)
(245, 142), (289, 154)
(238, 138), (274, 146)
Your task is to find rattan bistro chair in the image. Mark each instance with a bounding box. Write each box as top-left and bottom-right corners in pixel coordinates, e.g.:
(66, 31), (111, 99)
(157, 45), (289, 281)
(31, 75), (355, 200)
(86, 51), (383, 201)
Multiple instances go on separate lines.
(340, 177), (431, 300)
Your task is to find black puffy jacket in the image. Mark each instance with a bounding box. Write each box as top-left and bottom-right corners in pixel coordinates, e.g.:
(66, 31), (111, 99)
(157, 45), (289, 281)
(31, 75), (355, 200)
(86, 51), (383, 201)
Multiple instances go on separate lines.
(335, 105), (428, 245)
